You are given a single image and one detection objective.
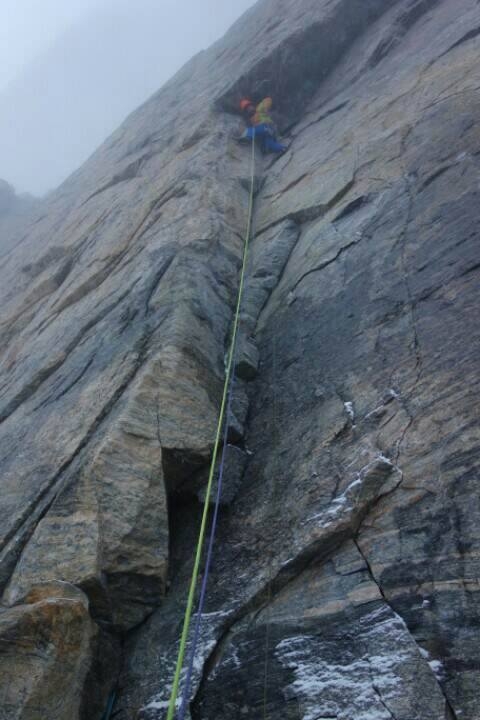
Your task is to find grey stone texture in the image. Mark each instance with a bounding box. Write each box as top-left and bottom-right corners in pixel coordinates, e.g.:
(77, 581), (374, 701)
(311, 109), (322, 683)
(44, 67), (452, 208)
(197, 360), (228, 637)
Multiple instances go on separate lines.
(0, 180), (39, 255)
(0, 0), (479, 718)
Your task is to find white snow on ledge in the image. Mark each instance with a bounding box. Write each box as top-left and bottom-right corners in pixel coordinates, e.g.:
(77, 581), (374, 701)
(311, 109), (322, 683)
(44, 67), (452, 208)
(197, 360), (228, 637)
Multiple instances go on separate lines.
(418, 646), (445, 682)
(305, 453), (393, 527)
(344, 401), (355, 423)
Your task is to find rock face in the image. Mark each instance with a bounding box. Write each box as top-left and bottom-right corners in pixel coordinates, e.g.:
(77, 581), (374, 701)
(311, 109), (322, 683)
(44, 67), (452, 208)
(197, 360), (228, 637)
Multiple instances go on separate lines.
(0, 180), (38, 254)
(0, 582), (99, 720)
(0, 0), (479, 718)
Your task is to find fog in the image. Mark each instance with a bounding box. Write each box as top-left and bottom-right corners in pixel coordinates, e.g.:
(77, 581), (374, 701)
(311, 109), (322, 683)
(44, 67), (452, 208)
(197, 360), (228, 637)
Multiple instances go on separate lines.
(0, 0), (256, 196)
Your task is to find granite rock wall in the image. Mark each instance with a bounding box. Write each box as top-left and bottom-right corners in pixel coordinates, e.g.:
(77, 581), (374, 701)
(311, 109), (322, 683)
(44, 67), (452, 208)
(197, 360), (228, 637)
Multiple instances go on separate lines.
(0, 1), (479, 718)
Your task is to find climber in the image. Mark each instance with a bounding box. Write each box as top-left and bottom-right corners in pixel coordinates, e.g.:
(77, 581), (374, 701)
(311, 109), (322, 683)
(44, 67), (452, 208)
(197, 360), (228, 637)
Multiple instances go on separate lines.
(238, 97), (287, 154)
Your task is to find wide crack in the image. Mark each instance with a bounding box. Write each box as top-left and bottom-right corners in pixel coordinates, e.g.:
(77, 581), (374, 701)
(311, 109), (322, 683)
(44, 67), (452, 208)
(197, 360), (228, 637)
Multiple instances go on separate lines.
(353, 539), (459, 720)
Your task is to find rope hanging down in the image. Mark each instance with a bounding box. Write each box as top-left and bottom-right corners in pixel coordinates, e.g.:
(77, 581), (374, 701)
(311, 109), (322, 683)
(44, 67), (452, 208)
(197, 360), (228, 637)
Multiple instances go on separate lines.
(165, 133), (257, 720)
(101, 691), (116, 720)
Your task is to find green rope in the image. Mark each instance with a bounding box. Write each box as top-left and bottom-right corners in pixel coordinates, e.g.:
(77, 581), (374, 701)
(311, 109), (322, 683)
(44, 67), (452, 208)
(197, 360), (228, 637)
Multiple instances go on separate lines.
(165, 134), (256, 720)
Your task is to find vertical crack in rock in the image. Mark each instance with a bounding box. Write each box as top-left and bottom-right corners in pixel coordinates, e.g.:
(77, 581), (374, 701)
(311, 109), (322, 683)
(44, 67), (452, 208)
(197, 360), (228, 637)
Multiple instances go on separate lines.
(354, 539), (459, 720)
(398, 172), (424, 388)
(371, 684), (397, 719)
(180, 458), (400, 716)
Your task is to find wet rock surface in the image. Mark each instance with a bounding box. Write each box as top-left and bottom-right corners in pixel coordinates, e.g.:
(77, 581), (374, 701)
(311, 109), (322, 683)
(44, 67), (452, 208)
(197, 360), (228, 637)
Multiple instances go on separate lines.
(0, 0), (479, 718)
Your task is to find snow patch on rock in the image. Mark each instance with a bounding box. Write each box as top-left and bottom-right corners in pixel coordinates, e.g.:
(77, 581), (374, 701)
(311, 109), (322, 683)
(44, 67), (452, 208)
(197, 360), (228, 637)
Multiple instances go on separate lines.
(275, 627), (409, 720)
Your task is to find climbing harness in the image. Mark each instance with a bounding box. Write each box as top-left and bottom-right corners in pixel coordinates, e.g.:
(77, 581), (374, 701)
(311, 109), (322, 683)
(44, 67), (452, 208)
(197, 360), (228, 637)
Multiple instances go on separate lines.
(165, 132), (257, 720)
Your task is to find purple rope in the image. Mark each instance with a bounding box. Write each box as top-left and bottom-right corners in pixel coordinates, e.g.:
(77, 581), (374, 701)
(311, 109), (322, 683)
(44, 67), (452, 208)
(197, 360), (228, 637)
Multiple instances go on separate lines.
(175, 132), (255, 719)
(176, 323), (243, 720)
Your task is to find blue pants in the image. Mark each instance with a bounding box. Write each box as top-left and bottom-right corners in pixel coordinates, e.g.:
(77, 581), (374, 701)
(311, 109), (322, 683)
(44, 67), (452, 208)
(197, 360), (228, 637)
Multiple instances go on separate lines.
(244, 124), (286, 153)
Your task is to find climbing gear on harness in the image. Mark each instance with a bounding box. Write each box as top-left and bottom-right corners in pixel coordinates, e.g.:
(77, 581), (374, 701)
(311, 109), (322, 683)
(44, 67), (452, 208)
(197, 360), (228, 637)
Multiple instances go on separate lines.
(165, 134), (257, 720)
(239, 124), (286, 154)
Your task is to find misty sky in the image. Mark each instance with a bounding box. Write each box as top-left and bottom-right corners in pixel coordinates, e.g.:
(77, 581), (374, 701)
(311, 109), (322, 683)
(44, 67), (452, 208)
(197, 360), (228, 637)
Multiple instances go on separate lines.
(0, 0), (256, 196)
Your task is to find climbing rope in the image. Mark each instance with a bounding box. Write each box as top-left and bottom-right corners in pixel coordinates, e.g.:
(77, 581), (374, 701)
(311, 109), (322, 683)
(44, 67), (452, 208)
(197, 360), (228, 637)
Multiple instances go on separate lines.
(165, 132), (257, 720)
(101, 690), (116, 720)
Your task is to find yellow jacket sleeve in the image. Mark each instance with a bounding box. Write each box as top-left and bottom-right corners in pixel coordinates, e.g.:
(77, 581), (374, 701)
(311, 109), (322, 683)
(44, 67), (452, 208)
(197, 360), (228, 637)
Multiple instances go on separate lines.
(253, 97), (273, 125)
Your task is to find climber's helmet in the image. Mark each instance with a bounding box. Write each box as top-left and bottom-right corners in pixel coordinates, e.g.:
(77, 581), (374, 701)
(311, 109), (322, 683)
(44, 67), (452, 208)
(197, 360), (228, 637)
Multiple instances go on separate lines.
(240, 98), (255, 116)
